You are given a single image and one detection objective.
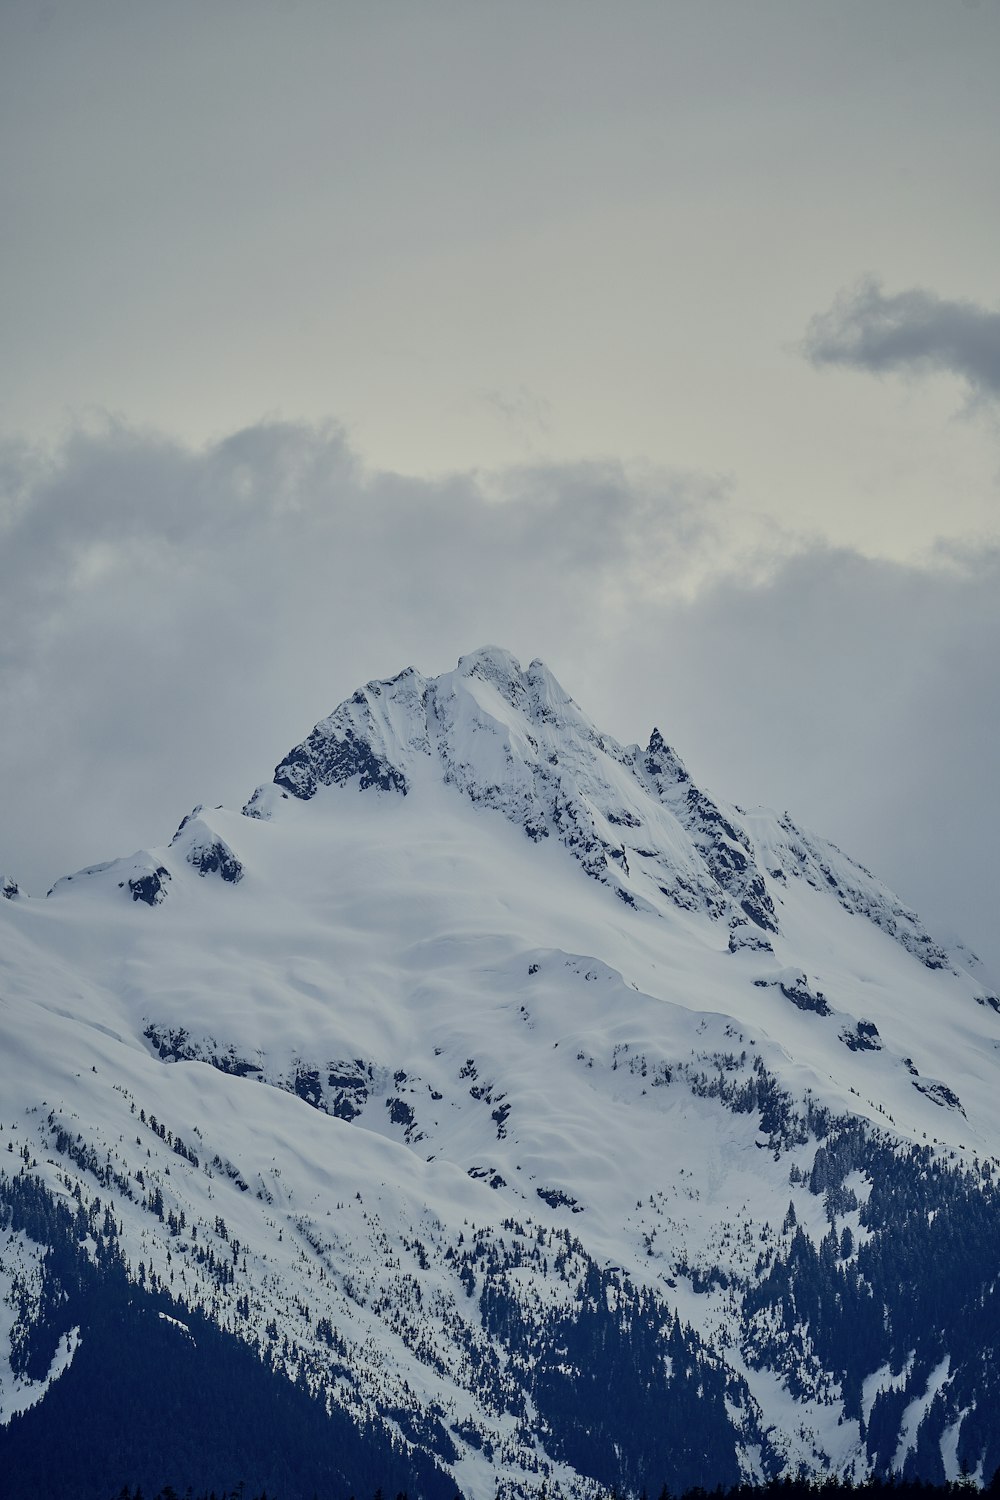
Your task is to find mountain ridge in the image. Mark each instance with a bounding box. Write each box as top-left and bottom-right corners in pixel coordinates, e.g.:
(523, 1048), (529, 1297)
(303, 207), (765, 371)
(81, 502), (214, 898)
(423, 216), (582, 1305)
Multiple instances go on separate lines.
(241, 646), (961, 980)
(2, 646), (1000, 1499)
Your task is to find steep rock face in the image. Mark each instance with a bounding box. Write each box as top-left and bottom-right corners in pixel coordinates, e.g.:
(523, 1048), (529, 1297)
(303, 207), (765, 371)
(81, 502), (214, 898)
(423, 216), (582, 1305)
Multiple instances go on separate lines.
(638, 729), (777, 934)
(246, 666), (430, 810)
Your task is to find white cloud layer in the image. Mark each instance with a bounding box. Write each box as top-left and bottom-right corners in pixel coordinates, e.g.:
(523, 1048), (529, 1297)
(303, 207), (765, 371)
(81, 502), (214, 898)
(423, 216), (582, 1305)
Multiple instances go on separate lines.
(2, 420), (998, 980)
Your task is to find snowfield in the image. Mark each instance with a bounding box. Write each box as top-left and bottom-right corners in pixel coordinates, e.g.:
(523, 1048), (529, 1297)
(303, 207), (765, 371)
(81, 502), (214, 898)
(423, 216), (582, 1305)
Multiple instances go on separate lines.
(2, 647), (999, 1497)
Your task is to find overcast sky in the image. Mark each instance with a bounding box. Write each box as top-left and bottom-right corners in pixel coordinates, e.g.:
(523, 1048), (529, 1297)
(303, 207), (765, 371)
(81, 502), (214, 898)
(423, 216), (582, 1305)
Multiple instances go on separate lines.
(2, 1), (999, 977)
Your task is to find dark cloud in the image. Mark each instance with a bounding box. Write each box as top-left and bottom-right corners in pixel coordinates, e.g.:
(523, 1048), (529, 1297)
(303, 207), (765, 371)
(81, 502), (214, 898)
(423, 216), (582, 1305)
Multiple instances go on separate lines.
(803, 278), (1000, 403)
(2, 419), (998, 984)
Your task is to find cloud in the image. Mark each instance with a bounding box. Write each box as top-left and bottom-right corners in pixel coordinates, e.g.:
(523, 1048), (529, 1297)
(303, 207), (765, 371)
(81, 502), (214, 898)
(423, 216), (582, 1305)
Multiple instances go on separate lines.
(1, 418), (998, 984)
(802, 278), (1000, 403)
(0, 418), (724, 895)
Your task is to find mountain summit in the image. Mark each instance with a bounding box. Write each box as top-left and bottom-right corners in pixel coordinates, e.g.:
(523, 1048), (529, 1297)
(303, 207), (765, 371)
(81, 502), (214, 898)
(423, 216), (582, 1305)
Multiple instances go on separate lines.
(2, 649), (1000, 1499)
(246, 646), (954, 966)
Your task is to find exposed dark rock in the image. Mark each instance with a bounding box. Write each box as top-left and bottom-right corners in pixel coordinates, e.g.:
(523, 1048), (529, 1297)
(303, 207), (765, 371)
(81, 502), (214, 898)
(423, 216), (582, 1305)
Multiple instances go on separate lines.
(536, 1187), (583, 1212)
(780, 977), (831, 1016)
(275, 729), (407, 801)
(294, 1067), (324, 1108)
(754, 973), (831, 1017)
(331, 1095), (363, 1122)
(387, 1097), (416, 1131)
(467, 1166), (507, 1190)
(143, 1023), (262, 1076)
(840, 1019), (882, 1053)
(328, 1069), (368, 1090)
(326, 1060), (372, 1119)
(642, 734), (778, 934)
(187, 837), (244, 884)
(606, 809), (641, 828)
(128, 867), (170, 906)
(729, 922), (774, 955)
(912, 1078), (965, 1113)
(644, 727), (689, 785)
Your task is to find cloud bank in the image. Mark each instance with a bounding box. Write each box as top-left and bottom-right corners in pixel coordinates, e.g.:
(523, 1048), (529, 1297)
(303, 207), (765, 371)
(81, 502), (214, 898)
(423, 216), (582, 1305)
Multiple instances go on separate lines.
(2, 420), (998, 979)
(0, 418), (725, 881)
(803, 278), (1000, 403)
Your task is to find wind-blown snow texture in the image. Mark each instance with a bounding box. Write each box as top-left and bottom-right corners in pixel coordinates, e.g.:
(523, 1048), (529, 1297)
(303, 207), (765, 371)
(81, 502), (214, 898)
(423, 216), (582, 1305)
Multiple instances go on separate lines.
(2, 647), (1000, 1499)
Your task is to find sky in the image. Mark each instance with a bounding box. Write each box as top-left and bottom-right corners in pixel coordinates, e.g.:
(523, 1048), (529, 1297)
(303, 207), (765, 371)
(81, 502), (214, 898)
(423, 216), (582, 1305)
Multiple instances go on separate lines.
(1, 0), (999, 976)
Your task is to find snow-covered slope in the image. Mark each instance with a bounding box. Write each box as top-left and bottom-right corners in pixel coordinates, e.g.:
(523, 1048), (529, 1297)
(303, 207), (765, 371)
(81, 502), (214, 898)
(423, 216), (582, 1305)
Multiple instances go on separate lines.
(2, 647), (999, 1499)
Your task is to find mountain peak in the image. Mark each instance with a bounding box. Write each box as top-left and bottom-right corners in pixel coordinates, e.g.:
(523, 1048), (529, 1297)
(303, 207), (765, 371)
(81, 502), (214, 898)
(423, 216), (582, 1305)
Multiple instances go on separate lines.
(239, 648), (782, 934)
(454, 643), (526, 689)
(238, 648), (979, 986)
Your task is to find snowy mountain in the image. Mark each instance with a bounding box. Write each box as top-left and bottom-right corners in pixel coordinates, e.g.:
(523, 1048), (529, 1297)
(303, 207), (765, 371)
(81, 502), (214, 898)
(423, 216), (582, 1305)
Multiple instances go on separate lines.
(2, 647), (1000, 1500)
